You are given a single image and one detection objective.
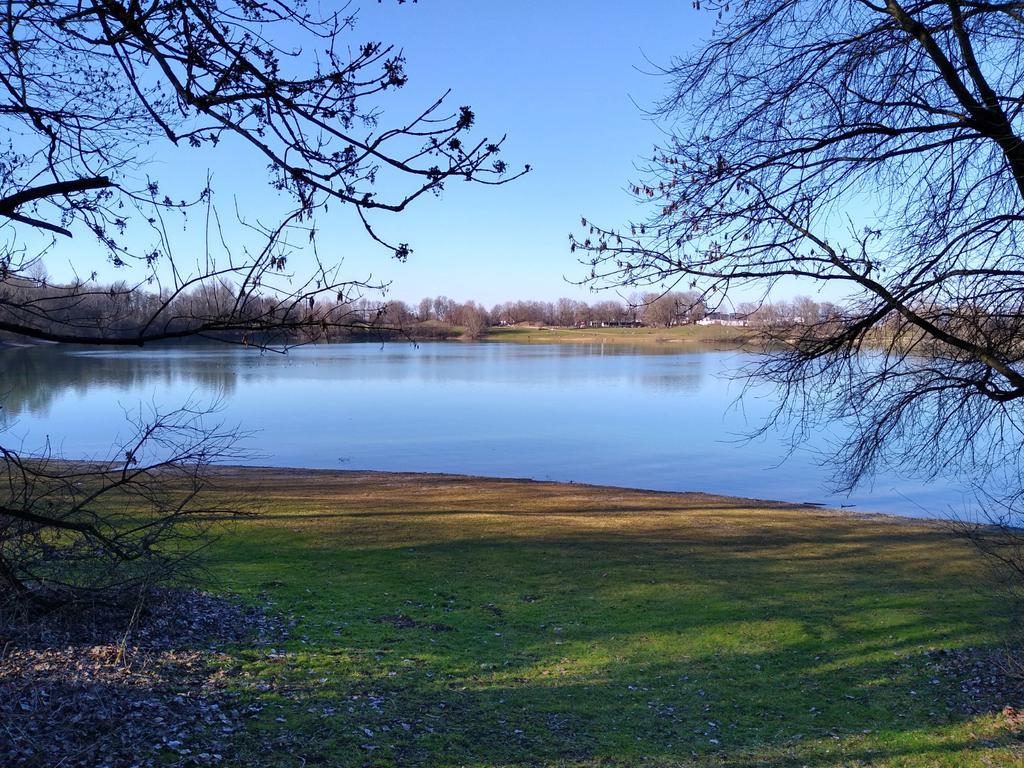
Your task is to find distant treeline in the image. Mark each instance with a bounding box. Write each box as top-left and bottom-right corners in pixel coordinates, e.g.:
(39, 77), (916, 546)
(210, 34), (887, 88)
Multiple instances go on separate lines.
(379, 292), (847, 338)
(0, 273), (846, 346)
(0, 275), (400, 346)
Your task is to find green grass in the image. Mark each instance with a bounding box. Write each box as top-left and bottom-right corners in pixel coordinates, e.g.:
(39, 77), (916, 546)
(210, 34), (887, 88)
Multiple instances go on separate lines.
(197, 468), (1022, 767)
(482, 324), (753, 346)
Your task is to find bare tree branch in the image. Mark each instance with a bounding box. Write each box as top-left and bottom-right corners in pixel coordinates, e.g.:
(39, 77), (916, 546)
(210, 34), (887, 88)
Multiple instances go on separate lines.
(574, 1), (1024, 514)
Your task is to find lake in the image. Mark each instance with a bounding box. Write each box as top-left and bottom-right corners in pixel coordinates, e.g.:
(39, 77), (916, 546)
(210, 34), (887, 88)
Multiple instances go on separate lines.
(0, 341), (978, 518)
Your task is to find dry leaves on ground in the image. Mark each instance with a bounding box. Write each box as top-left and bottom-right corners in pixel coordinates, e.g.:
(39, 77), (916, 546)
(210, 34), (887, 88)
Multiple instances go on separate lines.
(0, 589), (287, 768)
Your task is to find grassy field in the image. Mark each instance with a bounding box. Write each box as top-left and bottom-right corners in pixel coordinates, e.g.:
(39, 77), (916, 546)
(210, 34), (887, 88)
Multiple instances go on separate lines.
(482, 324), (753, 346)
(198, 469), (1022, 767)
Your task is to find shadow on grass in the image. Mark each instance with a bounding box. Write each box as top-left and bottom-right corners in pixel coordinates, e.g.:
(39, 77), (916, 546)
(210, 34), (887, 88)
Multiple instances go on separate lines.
(208, 512), (1021, 767)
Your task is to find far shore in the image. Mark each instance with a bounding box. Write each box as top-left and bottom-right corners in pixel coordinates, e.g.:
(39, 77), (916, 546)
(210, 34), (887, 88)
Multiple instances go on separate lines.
(0, 323), (757, 350)
(479, 323), (754, 346)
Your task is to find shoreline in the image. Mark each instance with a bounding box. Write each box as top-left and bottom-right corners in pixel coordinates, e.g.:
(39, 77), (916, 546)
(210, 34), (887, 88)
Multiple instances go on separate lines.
(209, 463), (935, 528)
(2, 341), (964, 521)
(1, 324), (758, 349)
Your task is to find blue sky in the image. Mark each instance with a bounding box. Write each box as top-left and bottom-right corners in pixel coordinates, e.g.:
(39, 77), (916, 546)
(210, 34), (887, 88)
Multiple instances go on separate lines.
(333, 1), (715, 306)
(40, 1), (716, 307)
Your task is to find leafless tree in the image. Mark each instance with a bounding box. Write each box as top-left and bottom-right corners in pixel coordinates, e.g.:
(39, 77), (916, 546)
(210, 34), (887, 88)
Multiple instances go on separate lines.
(0, 0), (524, 605)
(573, 3), (1024, 533)
(639, 292), (677, 328)
(417, 297), (434, 322)
(0, 400), (246, 605)
(637, 290), (707, 327)
(554, 297), (580, 327)
(454, 300), (489, 338)
(590, 299), (628, 326)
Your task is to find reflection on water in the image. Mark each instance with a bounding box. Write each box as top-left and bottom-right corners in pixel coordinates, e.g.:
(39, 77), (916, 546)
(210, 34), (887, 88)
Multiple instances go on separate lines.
(0, 345), (240, 419)
(0, 342), (975, 518)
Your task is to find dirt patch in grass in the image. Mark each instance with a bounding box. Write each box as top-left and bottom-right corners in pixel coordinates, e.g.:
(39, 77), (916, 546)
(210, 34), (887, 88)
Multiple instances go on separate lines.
(0, 589), (288, 768)
(375, 614), (454, 632)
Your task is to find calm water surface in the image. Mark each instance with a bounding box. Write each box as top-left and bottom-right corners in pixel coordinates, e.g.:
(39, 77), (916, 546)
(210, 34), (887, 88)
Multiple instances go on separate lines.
(0, 342), (976, 517)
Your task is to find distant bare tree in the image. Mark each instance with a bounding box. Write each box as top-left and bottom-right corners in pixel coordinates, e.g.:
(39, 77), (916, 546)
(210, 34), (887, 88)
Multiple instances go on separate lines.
(636, 290), (707, 327)
(678, 291), (707, 324)
(554, 297), (576, 327)
(790, 297), (822, 326)
(384, 300), (415, 329)
(639, 292), (678, 328)
(590, 299), (627, 325)
(456, 301), (489, 339)
(573, 2), (1024, 529)
(418, 297), (435, 322)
